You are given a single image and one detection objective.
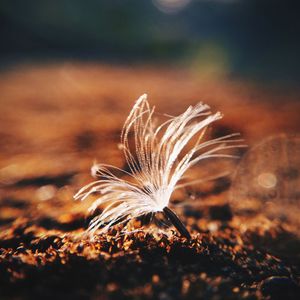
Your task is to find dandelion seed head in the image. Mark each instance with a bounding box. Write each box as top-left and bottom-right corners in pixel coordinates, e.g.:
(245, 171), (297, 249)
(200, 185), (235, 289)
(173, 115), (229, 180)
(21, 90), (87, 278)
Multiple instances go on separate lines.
(74, 94), (245, 236)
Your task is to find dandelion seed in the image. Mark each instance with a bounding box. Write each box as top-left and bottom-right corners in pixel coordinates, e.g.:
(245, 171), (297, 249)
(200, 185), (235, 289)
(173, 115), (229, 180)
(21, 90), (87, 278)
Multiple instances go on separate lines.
(74, 94), (245, 238)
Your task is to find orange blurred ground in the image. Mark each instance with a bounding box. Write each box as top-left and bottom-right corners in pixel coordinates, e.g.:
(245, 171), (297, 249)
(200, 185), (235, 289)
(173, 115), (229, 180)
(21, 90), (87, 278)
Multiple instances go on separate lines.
(0, 63), (299, 300)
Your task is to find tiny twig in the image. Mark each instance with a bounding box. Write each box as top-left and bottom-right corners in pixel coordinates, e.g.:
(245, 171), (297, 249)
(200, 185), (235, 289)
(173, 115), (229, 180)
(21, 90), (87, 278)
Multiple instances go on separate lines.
(163, 207), (191, 239)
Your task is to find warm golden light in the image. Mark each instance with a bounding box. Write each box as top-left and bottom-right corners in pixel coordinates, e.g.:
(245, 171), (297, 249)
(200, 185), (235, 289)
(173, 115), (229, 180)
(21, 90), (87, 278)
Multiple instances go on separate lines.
(257, 172), (277, 189)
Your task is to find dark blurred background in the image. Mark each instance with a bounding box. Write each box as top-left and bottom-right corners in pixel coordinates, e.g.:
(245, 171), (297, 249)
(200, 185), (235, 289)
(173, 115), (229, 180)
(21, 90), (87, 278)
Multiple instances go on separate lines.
(1, 0), (300, 84)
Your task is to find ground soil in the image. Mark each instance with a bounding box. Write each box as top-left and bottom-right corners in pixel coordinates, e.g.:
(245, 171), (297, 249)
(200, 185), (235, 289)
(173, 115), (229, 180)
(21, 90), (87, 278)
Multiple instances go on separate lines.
(0, 63), (299, 299)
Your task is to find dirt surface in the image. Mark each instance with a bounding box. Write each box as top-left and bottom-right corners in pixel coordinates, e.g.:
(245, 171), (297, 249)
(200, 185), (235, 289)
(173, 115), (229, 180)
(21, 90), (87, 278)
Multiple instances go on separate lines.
(0, 63), (300, 299)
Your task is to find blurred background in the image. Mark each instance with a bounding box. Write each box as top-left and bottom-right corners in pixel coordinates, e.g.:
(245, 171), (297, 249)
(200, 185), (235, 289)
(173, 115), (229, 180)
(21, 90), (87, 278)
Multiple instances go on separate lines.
(0, 0), (300, 231)
(1, 0), (300, 84)
(1, 3), (300, 298)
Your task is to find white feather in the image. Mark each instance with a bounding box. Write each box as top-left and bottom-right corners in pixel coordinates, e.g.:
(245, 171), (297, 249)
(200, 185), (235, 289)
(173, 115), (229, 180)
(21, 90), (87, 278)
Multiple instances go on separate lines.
(74, 94), (245, 235)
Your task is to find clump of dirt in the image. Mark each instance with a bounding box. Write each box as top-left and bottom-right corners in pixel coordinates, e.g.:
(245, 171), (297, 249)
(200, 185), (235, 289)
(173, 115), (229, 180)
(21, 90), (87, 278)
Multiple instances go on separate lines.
(0, 210), (299, 300)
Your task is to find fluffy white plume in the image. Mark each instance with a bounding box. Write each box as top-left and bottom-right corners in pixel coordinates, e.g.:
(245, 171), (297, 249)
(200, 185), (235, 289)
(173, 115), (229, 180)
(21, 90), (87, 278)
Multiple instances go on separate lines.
(74, 94), (244, 236)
